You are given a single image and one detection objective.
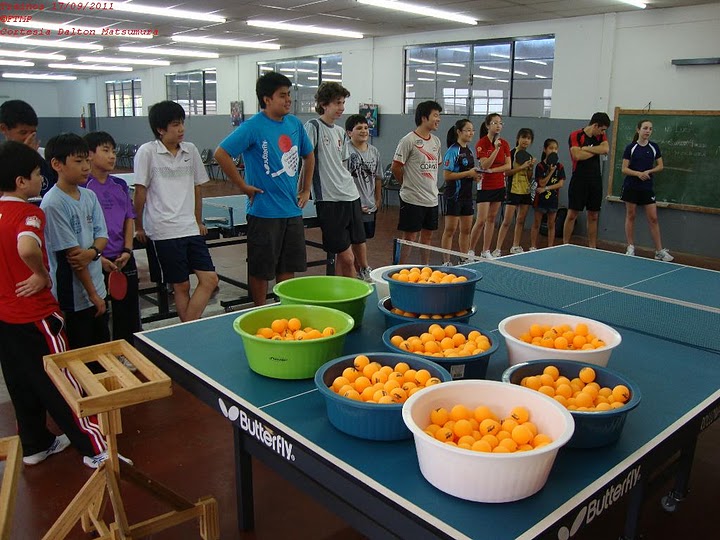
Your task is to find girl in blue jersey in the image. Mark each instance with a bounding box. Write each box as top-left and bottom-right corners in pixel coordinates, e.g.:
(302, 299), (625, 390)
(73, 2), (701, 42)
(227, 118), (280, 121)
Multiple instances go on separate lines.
(440, 119), (477, 264)
(620, 119), (673, 262)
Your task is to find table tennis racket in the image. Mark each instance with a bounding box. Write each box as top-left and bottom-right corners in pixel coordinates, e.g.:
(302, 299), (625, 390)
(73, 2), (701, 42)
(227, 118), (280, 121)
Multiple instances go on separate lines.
(108, 270), (128, 301)
(546, 152), (559, 166)
(515, 149), (532, 167)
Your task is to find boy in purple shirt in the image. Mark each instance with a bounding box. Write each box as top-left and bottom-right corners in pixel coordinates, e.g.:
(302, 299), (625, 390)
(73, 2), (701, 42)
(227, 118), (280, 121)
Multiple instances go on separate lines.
(83, 132), (141, 344)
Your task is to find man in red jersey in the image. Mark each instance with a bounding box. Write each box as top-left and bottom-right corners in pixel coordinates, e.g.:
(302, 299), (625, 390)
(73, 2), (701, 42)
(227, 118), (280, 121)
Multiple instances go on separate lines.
(0, 141), (107, 467)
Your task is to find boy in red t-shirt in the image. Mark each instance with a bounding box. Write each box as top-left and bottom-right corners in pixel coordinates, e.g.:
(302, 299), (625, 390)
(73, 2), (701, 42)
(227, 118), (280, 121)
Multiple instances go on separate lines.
(0, 141), (109, 468)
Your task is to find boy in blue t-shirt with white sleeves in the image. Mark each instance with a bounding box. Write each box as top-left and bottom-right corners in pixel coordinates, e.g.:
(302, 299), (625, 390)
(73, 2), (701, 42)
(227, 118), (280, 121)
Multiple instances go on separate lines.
(214, 71), (315, 306)
(40, 133), (110, 349)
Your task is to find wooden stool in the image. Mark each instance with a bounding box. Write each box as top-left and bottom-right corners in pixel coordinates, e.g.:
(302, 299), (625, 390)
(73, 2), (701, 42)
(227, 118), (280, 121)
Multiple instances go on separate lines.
(42, 340), (219, 540)
(0, 436), (22, 540)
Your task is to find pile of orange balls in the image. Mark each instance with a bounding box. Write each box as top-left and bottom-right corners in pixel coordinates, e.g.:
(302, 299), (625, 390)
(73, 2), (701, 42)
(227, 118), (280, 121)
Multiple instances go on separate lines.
(255, 318), (336, 341)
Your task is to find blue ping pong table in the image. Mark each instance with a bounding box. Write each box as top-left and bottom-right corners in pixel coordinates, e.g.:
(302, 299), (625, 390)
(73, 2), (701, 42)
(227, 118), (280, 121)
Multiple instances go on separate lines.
(134, 245), (720, 539)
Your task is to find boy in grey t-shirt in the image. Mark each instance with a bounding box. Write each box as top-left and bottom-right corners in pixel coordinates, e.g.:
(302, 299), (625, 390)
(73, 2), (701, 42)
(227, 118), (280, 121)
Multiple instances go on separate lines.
(345, 114), (382, 282)
(304, 83), (367, 278)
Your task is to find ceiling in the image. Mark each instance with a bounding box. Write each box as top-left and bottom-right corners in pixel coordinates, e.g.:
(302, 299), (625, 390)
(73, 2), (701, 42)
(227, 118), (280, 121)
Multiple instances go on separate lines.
(0, 0), (713, 78)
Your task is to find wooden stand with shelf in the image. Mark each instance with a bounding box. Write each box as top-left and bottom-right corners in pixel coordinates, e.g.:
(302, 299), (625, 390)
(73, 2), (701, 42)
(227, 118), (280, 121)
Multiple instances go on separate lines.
(42, 340), (219, 540)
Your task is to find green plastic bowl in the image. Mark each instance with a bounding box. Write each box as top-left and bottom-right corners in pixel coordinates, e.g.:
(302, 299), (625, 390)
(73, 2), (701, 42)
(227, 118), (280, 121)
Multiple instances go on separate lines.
(233, 305), (354, 379)
(273, 276), (373, 329)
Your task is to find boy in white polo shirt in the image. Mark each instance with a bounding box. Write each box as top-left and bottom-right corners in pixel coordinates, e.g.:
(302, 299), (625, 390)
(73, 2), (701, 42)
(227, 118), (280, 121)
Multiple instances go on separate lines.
(133, 101), (219, 322)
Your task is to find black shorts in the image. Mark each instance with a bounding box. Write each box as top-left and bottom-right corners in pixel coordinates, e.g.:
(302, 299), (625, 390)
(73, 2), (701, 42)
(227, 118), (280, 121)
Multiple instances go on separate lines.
(316, 199), (366, 254)
(151, 235), (215, 284)
(476, 188), (506, 203)
(247, 215), (307, 280)
(506, 193), (533, 206)
(621, 187), (656, 206)
(445, 198), (474, 216)
(568, 178), (603, 212)
(397, 197), (439, 232)
(362, 211), (377, 239)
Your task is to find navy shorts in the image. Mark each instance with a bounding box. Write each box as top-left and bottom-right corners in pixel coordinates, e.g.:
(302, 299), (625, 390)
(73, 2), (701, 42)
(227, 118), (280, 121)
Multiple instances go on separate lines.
(621, 187), (656, 206)
(247, 215), (307, 280)
(476, 188), (506, 203)
(150, 235), (215, 284)
(362, 211), (377, 239)
(568, 178), (603, 212)
(445, 198), (474, 216)
(398, 197), (439, 232)
(316, 199), (366, 254)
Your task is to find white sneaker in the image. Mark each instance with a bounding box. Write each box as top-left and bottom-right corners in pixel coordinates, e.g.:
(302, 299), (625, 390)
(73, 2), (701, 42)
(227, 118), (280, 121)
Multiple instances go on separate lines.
(357, 267), (373, 282)
(655, 248), (674, 262)
(480, 250), (496, 260)
(23, 434), (71, 465)
(467, 250), (475, 258)
(491, 249), (502, 257)
(83, 451), (134, 469)
(529, 247), (538, 251)
(441, 261), (453, 267)
(509, 246), (524, 254)
(626, 245), (635, 256)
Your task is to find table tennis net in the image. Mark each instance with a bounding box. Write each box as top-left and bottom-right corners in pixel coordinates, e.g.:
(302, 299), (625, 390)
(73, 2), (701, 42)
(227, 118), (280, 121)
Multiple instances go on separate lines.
(393, 240), (720, 353)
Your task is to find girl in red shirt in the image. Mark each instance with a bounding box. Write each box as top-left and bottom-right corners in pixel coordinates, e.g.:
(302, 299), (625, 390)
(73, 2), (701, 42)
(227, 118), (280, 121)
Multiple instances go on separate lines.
(468, 113), (511, 259)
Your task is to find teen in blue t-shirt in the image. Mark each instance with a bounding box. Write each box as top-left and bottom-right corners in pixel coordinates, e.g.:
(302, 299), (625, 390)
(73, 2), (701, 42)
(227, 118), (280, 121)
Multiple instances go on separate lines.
(620, 119), (672, 262)
(214, 72), (315, 305)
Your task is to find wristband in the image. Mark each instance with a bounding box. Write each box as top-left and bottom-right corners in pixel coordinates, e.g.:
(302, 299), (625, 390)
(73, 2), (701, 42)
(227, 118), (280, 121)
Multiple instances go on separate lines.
(89, 246), (101, 261)
(122, 248), (133, 255)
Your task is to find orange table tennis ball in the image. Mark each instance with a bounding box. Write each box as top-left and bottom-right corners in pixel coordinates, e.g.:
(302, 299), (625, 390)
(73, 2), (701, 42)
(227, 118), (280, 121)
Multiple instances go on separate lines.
(579, 367), (596, 384)
(415, 369), (431, 385)
(342, 366), (359, 382)
(270, 318), (288, 334)
(287, 317), (301, 332)
(510, 406), (530, 424)
(612, 384), (630, 403)
(453, 419), (473, 438)
(443, 325), (458, 338)
(332, 376), (350, 392)
(435, 427), (454, 442)
(479, 418), (501, 436)
(450, 404), (471, 421)
(430, 407), (449, 426)
(353, 355), (370, 371)
(322, 327), (336, 337)
(256, 327), (274, 339)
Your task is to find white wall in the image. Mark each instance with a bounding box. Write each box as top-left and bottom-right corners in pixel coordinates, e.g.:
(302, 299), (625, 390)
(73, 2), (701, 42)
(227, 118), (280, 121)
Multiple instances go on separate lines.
(2, 3), (718, 118)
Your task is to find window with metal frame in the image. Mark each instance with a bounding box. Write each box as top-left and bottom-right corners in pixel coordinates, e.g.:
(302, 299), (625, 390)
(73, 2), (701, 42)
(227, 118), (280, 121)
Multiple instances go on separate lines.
(257, 54), (342, 114)
(106, 79), (142, 117)
(165, 68), (217, 116)
(405, 37), (555, 117)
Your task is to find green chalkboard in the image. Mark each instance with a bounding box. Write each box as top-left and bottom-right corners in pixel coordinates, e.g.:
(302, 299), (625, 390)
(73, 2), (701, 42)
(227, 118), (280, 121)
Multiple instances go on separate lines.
(608, 109), (720, 213)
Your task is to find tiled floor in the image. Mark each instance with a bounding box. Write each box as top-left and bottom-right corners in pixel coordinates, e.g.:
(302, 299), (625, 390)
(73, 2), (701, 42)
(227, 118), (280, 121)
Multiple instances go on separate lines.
(3, 179), (719, 539)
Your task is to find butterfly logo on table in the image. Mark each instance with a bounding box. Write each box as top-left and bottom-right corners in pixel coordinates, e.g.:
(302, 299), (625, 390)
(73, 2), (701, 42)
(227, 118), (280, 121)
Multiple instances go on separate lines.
(271, 134), (299, 178)
(218, 398), (240, 421)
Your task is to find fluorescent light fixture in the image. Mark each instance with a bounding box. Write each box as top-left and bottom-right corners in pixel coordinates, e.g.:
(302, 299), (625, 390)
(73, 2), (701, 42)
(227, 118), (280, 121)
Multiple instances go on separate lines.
(171, 36), (280, 50)
(417, 77), (434, 81)
(534, 75), (548, 79)
(113, 2), (226, 23)
(497, 80), (509, 83)
(0, 50), (66, 60)
(0, 60), (33, 66)
(322, 71), (341, 76)
(3, 72), (77, 81)
(259, 65), (273, 71)
(5, 20), (152, 39)
(0, 37), (102, 50)
(473, 74), (494, 80)
(172, 79), (201, 83)
(514, 70), (528, 76)
(524, 59), (548, 65)
(476, 65), (509, 73)
(489, 53), (510, 59)
(357, 0), (477, 25)
(78, 56), (170, 66)
(247, 20), (363, 39)
(408, 57), (434, 64)
(441, 62), (465, 67)
(280, 68), (314, 73)
(417, 69), (460, 77)
(322, 78), (342, 83)
(49, 63), (133, 72)
(620, 0), (646, 8)
(119, 46), (219, 59)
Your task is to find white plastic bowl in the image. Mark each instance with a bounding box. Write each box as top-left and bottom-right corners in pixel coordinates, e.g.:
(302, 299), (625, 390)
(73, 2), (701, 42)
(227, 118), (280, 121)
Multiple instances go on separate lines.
(369, 265), (413, 300)
(498, 312), (622, 367)
(402, 379), (575, 503)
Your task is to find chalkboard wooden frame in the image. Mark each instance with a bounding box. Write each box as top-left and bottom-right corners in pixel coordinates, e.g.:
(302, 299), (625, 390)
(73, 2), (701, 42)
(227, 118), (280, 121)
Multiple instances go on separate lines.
(607, 108), (720, 215)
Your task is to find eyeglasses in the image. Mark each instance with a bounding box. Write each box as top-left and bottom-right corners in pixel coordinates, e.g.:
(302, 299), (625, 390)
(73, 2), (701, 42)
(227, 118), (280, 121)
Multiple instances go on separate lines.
(490, 121), (503, 126)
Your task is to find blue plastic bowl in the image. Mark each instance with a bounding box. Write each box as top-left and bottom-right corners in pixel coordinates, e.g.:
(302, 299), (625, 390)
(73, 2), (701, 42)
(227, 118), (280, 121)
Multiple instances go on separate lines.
(381, 322), (498, 380)
(315, 353), (452, 441)
(377, 296), (476, 329)
(382, 266), (482, 315)
(501, 359), (641, 449)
